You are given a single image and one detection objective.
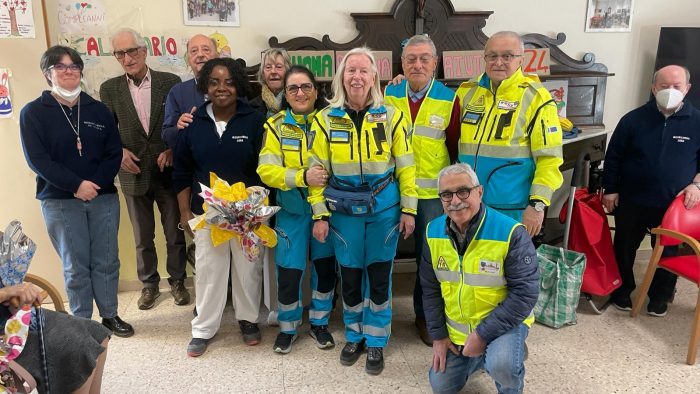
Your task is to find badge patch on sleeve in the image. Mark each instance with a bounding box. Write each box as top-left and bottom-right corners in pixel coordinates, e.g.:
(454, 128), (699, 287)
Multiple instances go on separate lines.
(479, 260), (501, 275)
(462, 111), (482, 125)
(330, 130), (350, 143)
(547, 125), (559, 133)
(281, 137), (301, 151)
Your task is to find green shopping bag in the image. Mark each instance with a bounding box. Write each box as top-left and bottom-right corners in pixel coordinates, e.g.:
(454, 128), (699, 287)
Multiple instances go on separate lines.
(533, 244), (586, 328)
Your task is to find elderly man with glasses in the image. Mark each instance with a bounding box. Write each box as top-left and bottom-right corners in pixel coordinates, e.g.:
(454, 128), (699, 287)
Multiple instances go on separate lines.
(99, 28), (189, 313)
(420, 163), (538, 394)
(456, 31), (563, 238)
(384, 34), (461, 346)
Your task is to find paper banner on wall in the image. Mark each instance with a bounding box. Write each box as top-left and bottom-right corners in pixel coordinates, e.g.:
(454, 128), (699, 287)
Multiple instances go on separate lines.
(542, 80), (568, 118)
(56, 0), (108, 35)
(0, 0), (36, 38)
(335, 51), (393, 81)
(0, 68), (12, 118)
(57, 32), (191, 99)
(442, 50), (485, 80)
(288, 51), (335, 82)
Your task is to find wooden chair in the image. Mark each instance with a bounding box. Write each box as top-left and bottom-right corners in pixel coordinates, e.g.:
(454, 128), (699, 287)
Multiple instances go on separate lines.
(630, 195), (700, 365)
(24, 273), (66, 313)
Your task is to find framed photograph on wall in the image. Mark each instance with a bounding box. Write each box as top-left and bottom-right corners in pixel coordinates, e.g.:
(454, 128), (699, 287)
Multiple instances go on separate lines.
(585, 0), (633, 33)
(183, 0), (240, 27)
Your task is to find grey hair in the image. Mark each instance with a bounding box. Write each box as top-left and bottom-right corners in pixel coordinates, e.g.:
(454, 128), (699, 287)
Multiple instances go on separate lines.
(652, 65), (691, 84)
(256, 48), (291, 87)
(487, 31), (525, 53)
(402, 34), (437, 57)
(110, 27), (147, 48)
(438, 163), (480, 190)
(328, 47), (383, 110)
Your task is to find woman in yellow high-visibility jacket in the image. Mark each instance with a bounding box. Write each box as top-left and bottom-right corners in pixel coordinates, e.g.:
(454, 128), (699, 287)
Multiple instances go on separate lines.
(257, 66), (336, 355)
(308, 47), (418, 376)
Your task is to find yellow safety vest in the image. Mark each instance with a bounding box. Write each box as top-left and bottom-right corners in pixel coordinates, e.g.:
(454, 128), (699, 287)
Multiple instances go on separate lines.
(456, 69), (563, 209)
(384, 79), (456, 199)
(307, 105), (417, 219)
(257, 109), (316, 214)
(426, 207), (534, 345)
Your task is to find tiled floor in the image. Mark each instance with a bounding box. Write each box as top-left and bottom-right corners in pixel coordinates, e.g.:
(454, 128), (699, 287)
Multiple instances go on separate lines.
(95, 254), (700, 393)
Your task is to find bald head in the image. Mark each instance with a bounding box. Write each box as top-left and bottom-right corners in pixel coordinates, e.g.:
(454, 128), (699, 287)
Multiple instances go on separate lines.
(187, 34), (218, 75)
(652, 65), (691, 94)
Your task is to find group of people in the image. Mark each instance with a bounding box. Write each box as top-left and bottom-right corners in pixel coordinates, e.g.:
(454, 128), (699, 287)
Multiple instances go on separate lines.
(11, 24), (700, 393)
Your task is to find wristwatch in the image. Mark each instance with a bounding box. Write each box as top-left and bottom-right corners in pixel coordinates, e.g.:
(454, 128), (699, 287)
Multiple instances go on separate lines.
(528, 199), (546, 212)
(694, 182), (700, 190)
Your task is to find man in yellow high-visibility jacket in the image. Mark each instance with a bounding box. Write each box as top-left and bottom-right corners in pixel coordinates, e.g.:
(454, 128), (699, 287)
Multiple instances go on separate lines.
(456, 31), (563, 237)
(384, 34), (461, 346)
(420, 163), (538, 394)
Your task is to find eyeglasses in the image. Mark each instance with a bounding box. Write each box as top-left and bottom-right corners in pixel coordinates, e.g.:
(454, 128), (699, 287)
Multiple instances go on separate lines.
(438, 185), (479, 202)
(402, 55), (434, 65)
(49, 63), (82, 73)
(113, 47), (142, 60)
(286, 83), (314, 95)
(484, 53), (522, 63)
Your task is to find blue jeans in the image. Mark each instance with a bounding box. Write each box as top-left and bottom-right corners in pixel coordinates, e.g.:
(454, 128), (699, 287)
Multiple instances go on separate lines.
(429, 323), (529, 394)
(414, 198), (445, 319)
(41, 194), (120, 319)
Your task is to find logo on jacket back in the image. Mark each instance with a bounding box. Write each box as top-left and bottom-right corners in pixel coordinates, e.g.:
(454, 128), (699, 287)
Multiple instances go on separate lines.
(436, 256), (448, 271)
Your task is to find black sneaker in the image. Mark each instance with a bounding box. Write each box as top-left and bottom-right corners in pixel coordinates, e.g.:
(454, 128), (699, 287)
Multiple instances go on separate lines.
(365, 347), (384, 375)
(187, 337), (208, 357)
(309, 325), (335, 349)
(273, 332), (297, 354)
(647, 301), (668, 317)
(611, 296), (632, 311)
(340, 339), (365, 366)
(239, 320), (261, 345)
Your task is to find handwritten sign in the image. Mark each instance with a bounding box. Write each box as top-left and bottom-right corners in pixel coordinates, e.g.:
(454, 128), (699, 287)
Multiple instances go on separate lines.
(522, 48), (550, 76)
(288, 51), (335, 81)
(57, 0), (108, 35)
(336, 51), (393, 81)
(442, 50), (485, 80)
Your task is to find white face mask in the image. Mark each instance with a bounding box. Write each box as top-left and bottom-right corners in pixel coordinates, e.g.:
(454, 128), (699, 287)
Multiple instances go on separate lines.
(655, 88), (684, 110)
(49, 73), (81, 102)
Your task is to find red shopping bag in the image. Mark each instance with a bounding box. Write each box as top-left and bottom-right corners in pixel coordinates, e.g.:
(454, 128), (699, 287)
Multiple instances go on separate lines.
(560, 189), (622, 296)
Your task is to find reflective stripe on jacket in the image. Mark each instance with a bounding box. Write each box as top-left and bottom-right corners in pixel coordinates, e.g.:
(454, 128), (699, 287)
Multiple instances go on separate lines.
(426, 207), (534, 345)
(307, 104), (417, 219)
(385, 79), (456, 199)
(257, 110), (316, 215)
(456, 69), (563, 209)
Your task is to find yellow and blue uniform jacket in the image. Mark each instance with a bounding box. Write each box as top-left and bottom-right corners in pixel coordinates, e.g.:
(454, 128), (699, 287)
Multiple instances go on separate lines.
(420, 205), (538, 345)
(307, 105), (418, 219)
(456, 69), (563, 211)
(384, 79), (456, 199)
(257, 109), (316, 215)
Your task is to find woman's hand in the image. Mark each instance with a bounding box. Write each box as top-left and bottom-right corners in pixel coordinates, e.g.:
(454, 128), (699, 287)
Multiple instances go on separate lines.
(0, 283), (44, 306)
(74, 180), (100, 201)
(306, 166), (329, 187)
(399, 213), (415, 239)
(313, 219), (329, 243)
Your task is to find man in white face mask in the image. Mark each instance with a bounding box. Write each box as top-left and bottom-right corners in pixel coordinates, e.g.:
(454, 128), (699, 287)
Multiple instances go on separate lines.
(602, 64), (700, 317)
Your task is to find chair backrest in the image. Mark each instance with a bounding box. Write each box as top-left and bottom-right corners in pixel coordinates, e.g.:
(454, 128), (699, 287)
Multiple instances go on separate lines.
(659, 196), (700, 246)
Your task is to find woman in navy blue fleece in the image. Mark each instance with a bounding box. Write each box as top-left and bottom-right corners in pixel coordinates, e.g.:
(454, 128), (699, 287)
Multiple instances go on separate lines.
(19, 45), (134, 337)
(173, 58), (266, 356)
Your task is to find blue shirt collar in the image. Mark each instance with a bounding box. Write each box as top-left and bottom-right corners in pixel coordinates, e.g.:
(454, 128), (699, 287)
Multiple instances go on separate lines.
(408, 79), (432, 102)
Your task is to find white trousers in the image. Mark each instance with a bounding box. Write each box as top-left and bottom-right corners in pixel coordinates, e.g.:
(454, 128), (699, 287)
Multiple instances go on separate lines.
(191, 227), (264, 339)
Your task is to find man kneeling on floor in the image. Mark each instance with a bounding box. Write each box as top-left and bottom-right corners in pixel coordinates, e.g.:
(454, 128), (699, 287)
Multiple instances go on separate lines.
(420, 163), (539, 394)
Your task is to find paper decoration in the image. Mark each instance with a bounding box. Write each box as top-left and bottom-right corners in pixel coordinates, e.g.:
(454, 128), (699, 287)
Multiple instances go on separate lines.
(57, 0), (108, 35)
(0, 69), (12, 118)
(0, 0), (35, 38)
(542, 80), (569, 118)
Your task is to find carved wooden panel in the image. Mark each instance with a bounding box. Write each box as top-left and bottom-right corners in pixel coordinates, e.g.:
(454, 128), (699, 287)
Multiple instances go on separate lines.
(249, 0), (611, 127)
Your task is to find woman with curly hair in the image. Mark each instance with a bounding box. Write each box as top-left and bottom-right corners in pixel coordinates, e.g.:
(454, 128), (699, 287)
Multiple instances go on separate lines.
(173, 57), (266, 357)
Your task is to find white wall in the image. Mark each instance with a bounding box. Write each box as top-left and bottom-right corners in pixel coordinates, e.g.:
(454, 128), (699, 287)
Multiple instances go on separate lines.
(1, 0), (698, 295)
